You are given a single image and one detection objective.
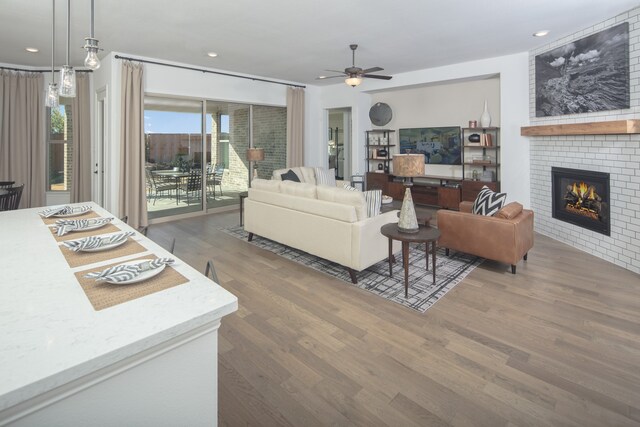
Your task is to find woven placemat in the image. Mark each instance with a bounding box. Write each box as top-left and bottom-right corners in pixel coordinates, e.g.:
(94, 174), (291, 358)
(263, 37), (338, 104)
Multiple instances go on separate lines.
(75, 255), (189, 311)
(58, 238), (147, 268)
(49, 223), (120, 242)
(41, 210), (99, 225)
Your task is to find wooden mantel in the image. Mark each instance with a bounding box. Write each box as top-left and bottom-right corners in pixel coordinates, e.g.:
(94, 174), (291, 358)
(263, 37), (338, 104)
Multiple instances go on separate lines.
(521, 119), (640, 136)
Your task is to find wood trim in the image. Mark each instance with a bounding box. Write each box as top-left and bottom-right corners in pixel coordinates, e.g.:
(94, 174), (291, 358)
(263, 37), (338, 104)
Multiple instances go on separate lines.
(520, 119), (640, 136)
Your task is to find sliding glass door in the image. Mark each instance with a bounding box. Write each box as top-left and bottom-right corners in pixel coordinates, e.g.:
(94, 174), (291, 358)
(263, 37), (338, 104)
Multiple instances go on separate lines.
(205, 101), (250, 209)
(144, 97), (204, 220)
(144, 96), (286, 221)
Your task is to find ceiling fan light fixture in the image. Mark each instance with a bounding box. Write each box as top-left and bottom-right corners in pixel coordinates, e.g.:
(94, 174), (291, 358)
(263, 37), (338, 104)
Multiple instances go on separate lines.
(345, 76), (362, 87)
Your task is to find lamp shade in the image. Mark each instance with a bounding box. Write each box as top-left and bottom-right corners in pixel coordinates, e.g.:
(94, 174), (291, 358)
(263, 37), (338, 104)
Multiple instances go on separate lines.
(345, 76), (362, 87)
(393, 154), (424, 177)
(246, 148), (265, 161)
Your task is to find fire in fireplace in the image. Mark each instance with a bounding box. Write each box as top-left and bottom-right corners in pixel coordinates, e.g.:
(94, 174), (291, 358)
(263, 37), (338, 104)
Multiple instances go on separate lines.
(552, 167), (610, 236)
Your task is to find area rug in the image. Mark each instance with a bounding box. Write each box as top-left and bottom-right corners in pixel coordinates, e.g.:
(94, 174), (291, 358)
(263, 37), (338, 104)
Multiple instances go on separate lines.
(222, 226), (483, 313)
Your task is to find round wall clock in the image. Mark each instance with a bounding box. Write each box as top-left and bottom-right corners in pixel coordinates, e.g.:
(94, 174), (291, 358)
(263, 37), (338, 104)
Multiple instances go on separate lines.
(369, 102), (392, 126)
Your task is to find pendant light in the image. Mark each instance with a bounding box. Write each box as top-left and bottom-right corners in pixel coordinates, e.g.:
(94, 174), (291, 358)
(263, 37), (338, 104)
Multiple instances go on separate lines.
(45, 0), (59, 108)
(83, 0), (101, 70)
(58, 0), (76, 97)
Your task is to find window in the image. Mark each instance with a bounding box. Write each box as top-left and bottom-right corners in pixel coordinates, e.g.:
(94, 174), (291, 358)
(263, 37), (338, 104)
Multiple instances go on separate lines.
(47, 101), (72, 191)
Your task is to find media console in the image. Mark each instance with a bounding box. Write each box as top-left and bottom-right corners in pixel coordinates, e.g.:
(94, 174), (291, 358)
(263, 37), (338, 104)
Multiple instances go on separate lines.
(366, 172), (463, 210)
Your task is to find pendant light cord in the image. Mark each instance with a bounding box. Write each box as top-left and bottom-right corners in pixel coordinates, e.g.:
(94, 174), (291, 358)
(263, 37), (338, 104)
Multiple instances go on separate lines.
(66, 0), (70, 65)
(51, 0), (55, 75)
(90, 0), (94, 38)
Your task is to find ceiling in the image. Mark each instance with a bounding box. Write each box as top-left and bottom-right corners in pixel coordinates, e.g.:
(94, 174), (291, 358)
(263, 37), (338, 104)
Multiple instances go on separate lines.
(1, 0), (638, 85)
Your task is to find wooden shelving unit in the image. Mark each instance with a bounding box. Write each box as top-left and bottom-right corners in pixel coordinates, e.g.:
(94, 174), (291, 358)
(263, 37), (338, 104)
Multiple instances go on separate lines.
(365, 129), (395, 174)
(461, 127), (500, 201)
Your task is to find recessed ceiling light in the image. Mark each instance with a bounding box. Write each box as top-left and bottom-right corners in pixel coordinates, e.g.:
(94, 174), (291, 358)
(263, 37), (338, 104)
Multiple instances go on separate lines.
(207, 52), (218, 58)
(533, 30), (550, 37)
(25, 47), (39, 53)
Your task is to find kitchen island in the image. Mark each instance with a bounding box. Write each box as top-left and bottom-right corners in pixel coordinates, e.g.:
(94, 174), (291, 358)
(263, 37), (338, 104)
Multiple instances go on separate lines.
(0, 203), (237, 426)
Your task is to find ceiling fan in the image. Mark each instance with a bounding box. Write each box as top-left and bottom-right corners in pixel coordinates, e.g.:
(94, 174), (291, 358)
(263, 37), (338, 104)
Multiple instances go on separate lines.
(318, 44), (392, 87)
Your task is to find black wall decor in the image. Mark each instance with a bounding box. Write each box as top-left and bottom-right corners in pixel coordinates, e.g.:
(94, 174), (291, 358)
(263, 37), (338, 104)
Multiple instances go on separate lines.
(535, 23), (629, 117)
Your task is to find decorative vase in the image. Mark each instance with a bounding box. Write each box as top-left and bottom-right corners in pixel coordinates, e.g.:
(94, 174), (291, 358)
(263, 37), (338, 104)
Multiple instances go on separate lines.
(480, 100), (491, 128)
(398, 187), (419, 233)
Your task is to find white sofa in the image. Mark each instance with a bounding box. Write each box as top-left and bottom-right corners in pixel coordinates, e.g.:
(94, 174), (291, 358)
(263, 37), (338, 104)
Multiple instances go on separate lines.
(244, 174), (401, 283)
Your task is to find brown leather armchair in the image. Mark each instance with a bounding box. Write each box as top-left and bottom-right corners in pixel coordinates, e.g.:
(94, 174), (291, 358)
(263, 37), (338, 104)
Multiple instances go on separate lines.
(437, 201), (534, 274)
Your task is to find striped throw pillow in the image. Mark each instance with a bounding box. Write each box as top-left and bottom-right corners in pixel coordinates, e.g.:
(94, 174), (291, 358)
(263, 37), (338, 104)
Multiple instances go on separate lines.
(314, 167), (337, 187)
(363, 189), (382, 217)
(343, 183), (359, 192)
(472, 186), (507, 216)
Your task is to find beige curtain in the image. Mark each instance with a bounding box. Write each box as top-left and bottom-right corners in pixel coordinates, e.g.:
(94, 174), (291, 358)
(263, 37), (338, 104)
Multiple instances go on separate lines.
(0, 71), (45, 208)
(119, 61), (147, 228)
(70, 73), (91, 203)
(286, 87), (305, 167)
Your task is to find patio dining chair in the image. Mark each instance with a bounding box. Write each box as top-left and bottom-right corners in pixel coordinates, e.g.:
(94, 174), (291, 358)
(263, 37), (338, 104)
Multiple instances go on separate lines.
(207, 166), (224, 199)
(0, 184), (24, 211)
(145, 169), (177, 205)
(180, 170), (202, 205)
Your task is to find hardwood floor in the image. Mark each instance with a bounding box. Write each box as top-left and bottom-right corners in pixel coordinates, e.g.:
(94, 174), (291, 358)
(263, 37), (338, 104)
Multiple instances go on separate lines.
(147, 210), (640, 427)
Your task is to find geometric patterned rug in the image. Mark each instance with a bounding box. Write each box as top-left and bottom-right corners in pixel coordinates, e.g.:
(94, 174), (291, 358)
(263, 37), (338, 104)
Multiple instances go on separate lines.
(222, 226), (483, 313)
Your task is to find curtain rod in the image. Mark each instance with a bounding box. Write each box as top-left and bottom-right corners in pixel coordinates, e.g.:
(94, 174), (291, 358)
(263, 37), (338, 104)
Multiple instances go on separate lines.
(114, 54), (306, 89)
(0, 66), (93, 73)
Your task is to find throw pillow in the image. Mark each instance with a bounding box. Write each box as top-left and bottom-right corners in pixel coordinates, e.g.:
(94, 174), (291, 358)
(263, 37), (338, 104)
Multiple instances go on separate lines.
(281, 169), (301, 182)
(363, 189), (382, 217)
(343, 183), (359, 192)
(495, 202), (523, 220)
(472, 186), (507, 216)
(314, 167), (337, 187)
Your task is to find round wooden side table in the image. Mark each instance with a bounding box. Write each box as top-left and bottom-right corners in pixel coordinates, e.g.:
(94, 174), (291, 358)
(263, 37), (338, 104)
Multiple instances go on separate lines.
(380, 223), (441, 298)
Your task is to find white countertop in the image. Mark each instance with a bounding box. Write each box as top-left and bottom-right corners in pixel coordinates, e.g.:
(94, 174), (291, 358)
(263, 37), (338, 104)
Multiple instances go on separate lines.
(0, 203), (238, 412)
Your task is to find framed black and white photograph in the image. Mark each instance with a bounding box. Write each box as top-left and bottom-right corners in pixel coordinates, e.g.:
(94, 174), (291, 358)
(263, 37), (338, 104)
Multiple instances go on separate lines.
(535, 22), (629, 117)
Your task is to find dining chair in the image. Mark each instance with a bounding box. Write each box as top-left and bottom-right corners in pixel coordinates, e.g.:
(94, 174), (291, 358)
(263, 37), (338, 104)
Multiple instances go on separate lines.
(208, 166), (224, 199)
(204, 259), (220, 283)
(0, 184), (24, 211)
(145, 169), (177, 205)
(180, 170), (202, 205)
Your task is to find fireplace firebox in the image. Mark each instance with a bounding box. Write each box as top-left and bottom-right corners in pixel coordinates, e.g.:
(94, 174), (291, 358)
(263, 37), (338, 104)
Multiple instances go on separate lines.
(551, 167), (610, 236)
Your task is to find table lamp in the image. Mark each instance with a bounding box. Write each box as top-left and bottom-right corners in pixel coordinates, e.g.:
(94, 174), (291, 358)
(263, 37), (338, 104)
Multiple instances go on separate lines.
(246, 148), (265, 186)
(392, 153), (424, 233)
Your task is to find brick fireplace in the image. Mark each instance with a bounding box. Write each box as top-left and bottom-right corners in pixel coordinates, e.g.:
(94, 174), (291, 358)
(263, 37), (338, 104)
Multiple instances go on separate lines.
(528, 7), (640, 274)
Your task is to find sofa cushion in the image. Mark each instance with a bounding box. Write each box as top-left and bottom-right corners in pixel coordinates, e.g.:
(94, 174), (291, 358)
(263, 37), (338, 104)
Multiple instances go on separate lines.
(314, 167), (337, 187)
(363, 189), (382, 217)
(495, 202), (523, 220)
(272, 167), (316, 184)
(472, 186), (507, 216)
(316, 185), (367, 221)
(248, 188), (358, 223)
(251, 178), (281, 193)
(281, 169), (301, 182)
(280, 181), (317, 199)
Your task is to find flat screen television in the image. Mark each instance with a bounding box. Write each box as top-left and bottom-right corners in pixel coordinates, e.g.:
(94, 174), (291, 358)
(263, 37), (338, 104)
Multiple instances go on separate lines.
(399, 126), (462, 165)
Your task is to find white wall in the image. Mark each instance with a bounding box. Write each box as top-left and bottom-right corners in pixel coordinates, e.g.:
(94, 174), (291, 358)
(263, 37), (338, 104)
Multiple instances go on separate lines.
(317, 52), (531, 207)
(370, 78), (500, 178)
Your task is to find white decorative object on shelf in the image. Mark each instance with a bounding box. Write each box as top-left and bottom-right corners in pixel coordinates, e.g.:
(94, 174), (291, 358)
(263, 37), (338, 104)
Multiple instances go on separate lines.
(480, 100), (492, 128)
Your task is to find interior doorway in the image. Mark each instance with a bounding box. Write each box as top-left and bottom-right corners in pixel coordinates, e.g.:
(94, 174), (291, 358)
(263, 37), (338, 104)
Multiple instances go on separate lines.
(327, 108), (351, 180)
(94, 87), (107, 207)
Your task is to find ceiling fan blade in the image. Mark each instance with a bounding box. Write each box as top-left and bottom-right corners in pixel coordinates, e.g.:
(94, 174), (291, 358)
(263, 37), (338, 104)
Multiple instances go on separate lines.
(325, 69), (347, 74)
(361, 67), (383, 73)
(362, 74), (393, 80)
(316, 75), (345, 80)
